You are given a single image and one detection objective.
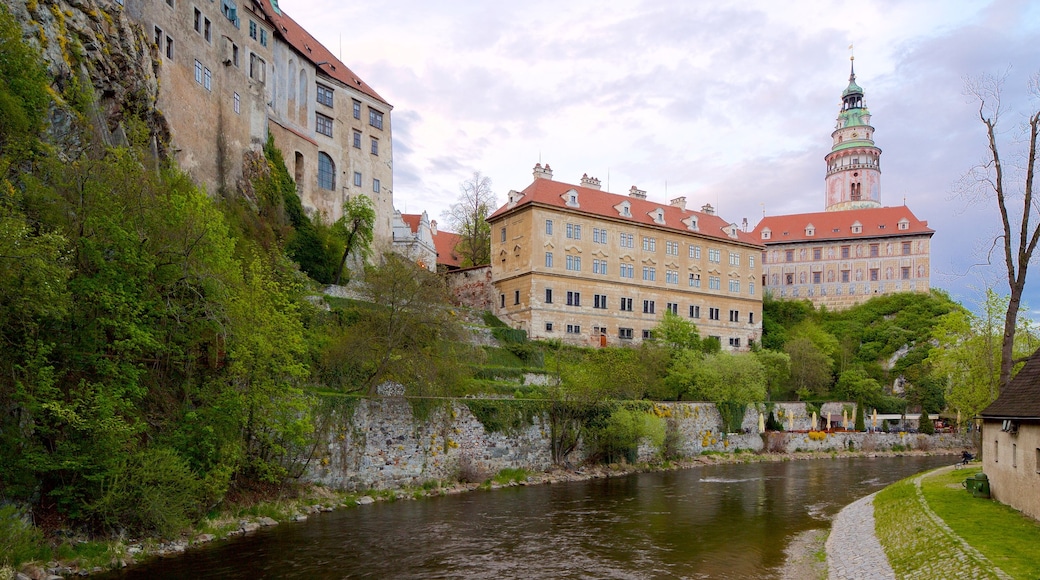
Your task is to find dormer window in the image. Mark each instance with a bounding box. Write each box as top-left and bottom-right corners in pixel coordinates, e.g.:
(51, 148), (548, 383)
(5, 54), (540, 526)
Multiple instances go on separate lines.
(682, 215), (699, 231)
(650, 208), (666, 224)
(897, 218), (909, 230)
(851, 220), (862, 234)
(761, 228), (771, 240)
(563, 188), (579, 208)
(805, 223), (815, 237)
(614, 200), (632, 217)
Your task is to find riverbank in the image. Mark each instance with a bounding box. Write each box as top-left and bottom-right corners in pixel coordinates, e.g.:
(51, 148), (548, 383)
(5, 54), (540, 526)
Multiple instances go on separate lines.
(3, 448), (959, 579)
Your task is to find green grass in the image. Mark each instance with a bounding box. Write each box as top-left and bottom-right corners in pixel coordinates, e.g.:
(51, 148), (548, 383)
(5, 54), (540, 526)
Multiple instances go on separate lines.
(921, 467), (1040, 579)
(492, 468), (529, 485)
(874, 475), (960, 577)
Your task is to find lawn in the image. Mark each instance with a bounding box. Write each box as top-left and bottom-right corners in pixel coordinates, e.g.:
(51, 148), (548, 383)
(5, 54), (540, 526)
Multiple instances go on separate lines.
(921, 467), (1040, 579)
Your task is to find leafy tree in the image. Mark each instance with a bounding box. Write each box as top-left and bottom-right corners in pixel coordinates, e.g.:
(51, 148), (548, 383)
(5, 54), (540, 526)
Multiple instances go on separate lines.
(755, 349), (791, 400)
(332, 194), (375, 285)
(442, 171), (495, 267)
(918, 409), (935, 434)
(784, 337), (833, 398)
(0, 4), (49, 162)
(854, 403), (866, 431)
(666, 351), (766, 404)
(654, 310), (701, 351)
(834, 368), (884, 408)
(961, 72), (1040, 387)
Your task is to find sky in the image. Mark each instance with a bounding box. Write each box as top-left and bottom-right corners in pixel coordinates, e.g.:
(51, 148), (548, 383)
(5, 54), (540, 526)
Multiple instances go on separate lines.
(280, 0), (1040, 314)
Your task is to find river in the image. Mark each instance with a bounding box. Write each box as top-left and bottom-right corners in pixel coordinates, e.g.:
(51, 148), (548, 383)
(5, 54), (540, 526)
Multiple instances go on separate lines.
(101, 455), (951, 579)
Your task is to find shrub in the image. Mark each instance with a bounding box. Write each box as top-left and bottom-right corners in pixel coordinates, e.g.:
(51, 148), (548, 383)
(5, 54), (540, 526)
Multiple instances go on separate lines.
(765, 432), (788, 453)
(457, 455), (490, 484)
(918, 410), (935, 435)
(661, 418), (685, 461)
(492, 468), (529, 485)
(589, 407), (665, 464)
(0, 505), (46, 567)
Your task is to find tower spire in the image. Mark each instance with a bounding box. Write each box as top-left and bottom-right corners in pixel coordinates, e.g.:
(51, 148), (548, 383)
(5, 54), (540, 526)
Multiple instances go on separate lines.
(824, 56), (882, 211)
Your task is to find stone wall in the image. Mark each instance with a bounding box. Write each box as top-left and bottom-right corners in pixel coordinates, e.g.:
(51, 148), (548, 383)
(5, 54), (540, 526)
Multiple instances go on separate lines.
(306, 398), (970, 491)
(445, 265), (495, 311)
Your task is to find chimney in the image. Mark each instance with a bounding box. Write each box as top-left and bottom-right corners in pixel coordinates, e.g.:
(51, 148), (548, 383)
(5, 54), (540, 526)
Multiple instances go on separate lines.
(669, 196), (686, 210)
(628, 185), (647, 199)
(701, 203), (715, 216)
(580, 173), (602, 190)
(430, 219), (438, 235)
(533, 162), (553, 180)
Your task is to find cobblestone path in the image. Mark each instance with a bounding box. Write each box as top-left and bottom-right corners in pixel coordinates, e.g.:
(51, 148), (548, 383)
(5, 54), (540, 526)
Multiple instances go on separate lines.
(826, 492), (894, 580)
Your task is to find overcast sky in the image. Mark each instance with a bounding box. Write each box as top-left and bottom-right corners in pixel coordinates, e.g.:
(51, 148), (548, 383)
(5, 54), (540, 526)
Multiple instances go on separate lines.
(281, 0), (1040, 314)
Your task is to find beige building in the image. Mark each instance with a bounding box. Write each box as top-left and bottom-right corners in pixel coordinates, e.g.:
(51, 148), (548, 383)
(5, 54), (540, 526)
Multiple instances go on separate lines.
(119, 0), (394, 246)
(980, 348), (1040, 521)
(487, 165), (763, 349)
(752, 59), (934, 309)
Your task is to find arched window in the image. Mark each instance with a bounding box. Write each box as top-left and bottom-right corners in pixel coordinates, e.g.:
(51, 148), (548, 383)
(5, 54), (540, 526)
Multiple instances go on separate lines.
(318, 152), (335, 190)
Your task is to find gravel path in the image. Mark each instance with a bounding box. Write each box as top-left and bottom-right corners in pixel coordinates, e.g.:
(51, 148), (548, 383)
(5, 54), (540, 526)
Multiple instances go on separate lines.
(826, 492), (895, 580)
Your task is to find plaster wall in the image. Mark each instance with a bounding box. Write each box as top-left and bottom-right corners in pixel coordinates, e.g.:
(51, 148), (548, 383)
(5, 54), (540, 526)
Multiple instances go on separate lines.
(982, 421), (1040, 520)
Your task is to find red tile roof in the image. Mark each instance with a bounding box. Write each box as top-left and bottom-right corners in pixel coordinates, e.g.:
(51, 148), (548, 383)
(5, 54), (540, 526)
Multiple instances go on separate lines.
(400, 213), (422, 235)
(257, 1), (389, 106)
(489, 177), (761, 247)
(432, 229), (463, 268)
(751, 206), (933, 244)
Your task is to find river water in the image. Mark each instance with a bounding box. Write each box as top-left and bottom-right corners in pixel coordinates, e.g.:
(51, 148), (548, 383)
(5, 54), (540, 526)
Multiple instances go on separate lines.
(102, 455), (951, 579)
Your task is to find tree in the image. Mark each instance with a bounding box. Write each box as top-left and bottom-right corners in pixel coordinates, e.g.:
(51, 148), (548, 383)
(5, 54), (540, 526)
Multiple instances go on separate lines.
(666, 351), (766, 404)
(784, 337), (833, 398)
(442, 171), (495, 267)
(962, 71), (1040, 387)
(332, 195), (375, 285)
(755, 349), (792, 400)
(653, 310), (701, 351)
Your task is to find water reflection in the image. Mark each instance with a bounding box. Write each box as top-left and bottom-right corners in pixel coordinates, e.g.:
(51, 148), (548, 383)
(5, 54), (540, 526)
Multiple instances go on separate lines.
(101, 455), (951, 579)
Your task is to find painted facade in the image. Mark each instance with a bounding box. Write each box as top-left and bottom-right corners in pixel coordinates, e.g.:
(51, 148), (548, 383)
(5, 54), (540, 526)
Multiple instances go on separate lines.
(117, 0), (394, 247)
(392, 212), (437, 270)
(980, 349), (1040, 521)
(487, 166), (763, 349)
(752, 58), (934, 309)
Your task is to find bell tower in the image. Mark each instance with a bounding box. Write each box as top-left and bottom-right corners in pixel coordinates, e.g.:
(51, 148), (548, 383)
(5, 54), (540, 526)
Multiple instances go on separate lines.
(824, 57), (882, 211)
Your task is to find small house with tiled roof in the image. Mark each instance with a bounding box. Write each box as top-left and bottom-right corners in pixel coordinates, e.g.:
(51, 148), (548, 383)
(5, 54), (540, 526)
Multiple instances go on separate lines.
(979, 348), (1040, 520)
(487, 164), (763, 348)
(750, 58), (934, 310)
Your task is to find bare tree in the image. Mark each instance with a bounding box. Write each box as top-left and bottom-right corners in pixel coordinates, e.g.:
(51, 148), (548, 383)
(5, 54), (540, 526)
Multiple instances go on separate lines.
(962, 71), (1040, 387)
(442, 172), (496, 267)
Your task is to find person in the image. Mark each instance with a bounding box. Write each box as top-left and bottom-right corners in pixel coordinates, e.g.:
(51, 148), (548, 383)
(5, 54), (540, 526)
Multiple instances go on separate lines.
(960, 450), (974, 465)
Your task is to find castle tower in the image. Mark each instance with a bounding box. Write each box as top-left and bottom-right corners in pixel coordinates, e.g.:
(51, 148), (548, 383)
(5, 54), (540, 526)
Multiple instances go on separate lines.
(824, 57), (882, 211)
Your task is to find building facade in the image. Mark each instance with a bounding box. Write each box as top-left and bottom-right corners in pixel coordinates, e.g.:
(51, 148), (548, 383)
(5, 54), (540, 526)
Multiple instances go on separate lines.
(488, 165), (763, 349)
(752, 58), (934, 309)
(391, 212), (437, 270)
(980, 348), (1040, 521)
(119, 0), (394, 247)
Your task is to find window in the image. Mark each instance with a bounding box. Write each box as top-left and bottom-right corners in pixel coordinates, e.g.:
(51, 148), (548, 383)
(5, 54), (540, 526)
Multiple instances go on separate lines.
(709, 307), (720, 320)
(870, 268), (879, 281)
(353, 131), (361, 149)
(784, 250), (794, 262)
(620, 297), (633, 312)
(249, 53), (266, 83)
(642, 267), (656, 282)
(728, 252), (740, 266)
(165, 35), (174, 59)
(728, 337), (741, 348)
(370, 138), (379, 155)
(203, 67), (211, 90)
(709, 248), (721, 263)
(901, 267), (910, 280)
(749, 283), (755, 295)
(233, 92), (240, 114)
(642, 300), (655, 314)
(500, 294), (505, 308)
(902, 241), (912, 255)
(994, 439), (999, 463)
(620, 263), (633, 278)
(666, 241), (679, 255)
(545, 220), (553, 235)
(642, 237), (656, 252)
(221, 0), (237, 24)
(248, 19), (257, 39)
(545, 322), (554, 332)
(709, 276), (721, 290)
(566, 223), (581, 239)
(353, 172), (362, 187)
(566, 324), (581, 334)
(372, 178), (380, 193)
(813, 248), (822, 261)
(204, 18), (212, 42)
(729, 309), (739, 322)
(315, 113), (333, 137)
(729, 280), (740, 292)
(514, 290), (520, 305)
(841, 245), (850, 259)
(642, 329), (654, 340)
(619, 328), (633, 340)
(544, 288), (553, 304)
(666, 270), (678, 285)
(620, 233), (634, 248)
(566, 255), (581, 271)
(593, 228), (607, 244)
(690, 273), (701, 288)
(317, 84), (334, 107)
(545, 252), (553, 268)
(813, 272), (821, 284)
(195, 8), (203, 32)
(593, 259), (607, 275)
(841, 270), (850, 283)
(566, 291), (581, 306)
(317, 152), (335, 190)
(500, 227), (507, 243)
(870, 244), (879, 257)
(369, 109), (384, 129)
(666, 302), (678, 315)
(154, 25), (163, 48)
(749, 255), (755, 268)
(1012, 443), (1017, 468)
(690, 245), (701, 259)
(594, 294), (608, 309)
(689, 305), (700, 318)
(194, 59), (203, 84)
(259, 29), (267, 46)
(230, 43), (237, 66)
(749, 312), (755, 324)
(353, 100), (361, 119)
